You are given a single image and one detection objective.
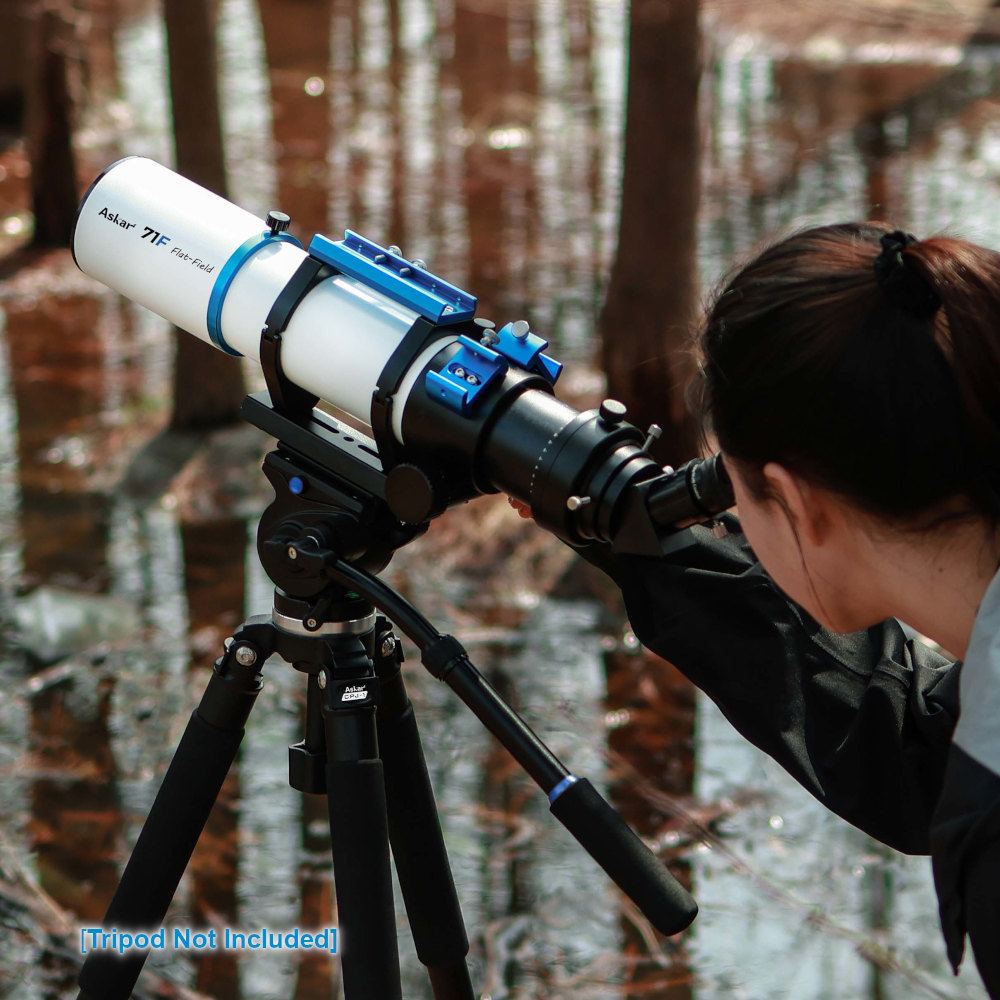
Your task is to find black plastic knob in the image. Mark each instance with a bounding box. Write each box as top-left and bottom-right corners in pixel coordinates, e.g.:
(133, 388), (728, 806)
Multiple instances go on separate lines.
(386, 464), (443, 524)
(598, 399), (627, 427)
(266, 210), (291, 235)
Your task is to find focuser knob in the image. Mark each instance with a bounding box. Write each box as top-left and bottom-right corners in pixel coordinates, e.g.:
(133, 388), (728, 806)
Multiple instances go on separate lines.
(598, 399), (627, 428)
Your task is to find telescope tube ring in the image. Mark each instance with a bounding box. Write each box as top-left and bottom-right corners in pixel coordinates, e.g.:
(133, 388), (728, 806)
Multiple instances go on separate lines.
(207, 229), (303, 355)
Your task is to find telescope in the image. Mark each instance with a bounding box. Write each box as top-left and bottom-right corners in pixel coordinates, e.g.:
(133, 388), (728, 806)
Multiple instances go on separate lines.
(73, 156), (732, 551)
(71, 157), (735, 1000)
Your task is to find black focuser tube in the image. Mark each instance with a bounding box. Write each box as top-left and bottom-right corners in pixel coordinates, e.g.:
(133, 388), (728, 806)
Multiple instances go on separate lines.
(548, 778), (697, 936)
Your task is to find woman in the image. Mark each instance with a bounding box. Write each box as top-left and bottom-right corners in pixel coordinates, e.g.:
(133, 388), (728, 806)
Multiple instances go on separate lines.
(522, 224), (1000, 993)
(691, 223), (1000, 992)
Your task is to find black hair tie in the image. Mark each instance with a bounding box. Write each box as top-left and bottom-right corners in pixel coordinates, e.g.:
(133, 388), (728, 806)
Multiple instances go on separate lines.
(873, 230), (941, 317)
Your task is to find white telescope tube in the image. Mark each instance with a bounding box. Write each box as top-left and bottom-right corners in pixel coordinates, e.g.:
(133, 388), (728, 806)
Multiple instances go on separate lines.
(73, 157), (454, 434)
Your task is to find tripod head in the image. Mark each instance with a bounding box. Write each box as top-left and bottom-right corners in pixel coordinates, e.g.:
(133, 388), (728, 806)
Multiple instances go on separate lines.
(246, 393), (421, 594)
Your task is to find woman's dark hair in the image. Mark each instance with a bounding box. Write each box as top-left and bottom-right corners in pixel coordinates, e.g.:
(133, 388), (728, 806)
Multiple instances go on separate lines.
(696, 221), (1000, 526)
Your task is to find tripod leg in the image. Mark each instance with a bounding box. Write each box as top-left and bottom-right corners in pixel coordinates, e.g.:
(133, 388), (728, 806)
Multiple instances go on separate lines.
(321, 651), (403, 1000)
(76, 624), (270, 1000)
(375, 629), (474, 1000)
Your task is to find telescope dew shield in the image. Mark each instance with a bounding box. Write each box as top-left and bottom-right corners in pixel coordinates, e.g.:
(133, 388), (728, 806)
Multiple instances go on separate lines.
(72, 157), (442, 429)
(73, 157), (288, 348)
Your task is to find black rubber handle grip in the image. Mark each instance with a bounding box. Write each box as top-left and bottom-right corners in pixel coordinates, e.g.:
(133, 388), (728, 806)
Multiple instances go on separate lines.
(548, 777), (697, 935)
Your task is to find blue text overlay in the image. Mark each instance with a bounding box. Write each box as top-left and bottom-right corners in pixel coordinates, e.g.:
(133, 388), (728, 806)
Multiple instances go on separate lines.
(79, 926), (338, 955)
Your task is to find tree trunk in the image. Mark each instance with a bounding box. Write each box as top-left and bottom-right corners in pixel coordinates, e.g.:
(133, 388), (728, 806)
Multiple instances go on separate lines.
(0, 2), (28, 128)
(597, 0), (702, 468)
(164, 0), (246, 430)
(597, 7), (701, 989)
(27, 0), (82, 248)
(256, 0), (335, 239)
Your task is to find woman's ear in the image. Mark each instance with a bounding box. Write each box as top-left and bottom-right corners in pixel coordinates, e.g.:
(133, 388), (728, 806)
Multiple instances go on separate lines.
(760, 462), (835, 547)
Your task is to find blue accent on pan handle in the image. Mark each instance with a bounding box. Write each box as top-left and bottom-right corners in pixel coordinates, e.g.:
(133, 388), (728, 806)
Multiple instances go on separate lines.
(547, 774), (579, 804)
(207, 230), (302, 356)
(549, 775), (698, 935)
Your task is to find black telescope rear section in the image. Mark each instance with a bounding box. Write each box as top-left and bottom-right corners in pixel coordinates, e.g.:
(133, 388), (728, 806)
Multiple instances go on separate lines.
(397, 352), (733, 552)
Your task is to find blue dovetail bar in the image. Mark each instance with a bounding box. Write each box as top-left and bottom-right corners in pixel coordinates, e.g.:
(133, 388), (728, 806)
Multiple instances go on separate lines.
(309, 231), (477, 324)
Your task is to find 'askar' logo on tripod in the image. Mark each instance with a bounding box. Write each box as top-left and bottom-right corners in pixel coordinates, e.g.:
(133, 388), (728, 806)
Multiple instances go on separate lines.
(340, 684), (370, 703)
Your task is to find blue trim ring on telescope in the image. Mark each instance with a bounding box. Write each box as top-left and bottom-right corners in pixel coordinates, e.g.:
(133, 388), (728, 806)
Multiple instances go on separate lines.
(207, 230), (303, 356)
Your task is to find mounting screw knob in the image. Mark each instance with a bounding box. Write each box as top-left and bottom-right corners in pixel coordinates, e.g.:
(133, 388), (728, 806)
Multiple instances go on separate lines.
(475, 318), (499, 346)
(266, 210), (291, 235)
(642, 424), (663, 453)
(511, 320), (530, 341)
(598, 399), (627, 427)
(234, 644), (258, 667)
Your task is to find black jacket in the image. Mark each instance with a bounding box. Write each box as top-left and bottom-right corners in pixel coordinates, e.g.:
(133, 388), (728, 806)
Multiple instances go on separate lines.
(588, 514), (998, 995)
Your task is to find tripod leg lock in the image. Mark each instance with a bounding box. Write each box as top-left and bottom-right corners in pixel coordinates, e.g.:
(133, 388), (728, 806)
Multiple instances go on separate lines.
(200, 619), (274, 729)
(289, 739), (327, 793)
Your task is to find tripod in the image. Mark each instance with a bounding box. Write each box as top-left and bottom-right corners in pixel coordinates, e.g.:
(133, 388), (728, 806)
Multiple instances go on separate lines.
(75, 394), (697, 1000)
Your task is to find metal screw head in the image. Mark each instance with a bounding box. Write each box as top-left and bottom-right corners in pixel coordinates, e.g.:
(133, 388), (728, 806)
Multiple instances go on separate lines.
(387, 245), (402, 256)
(306, 618), (319, 630)
(317, 672), (327, 690)
(234, 645), (258, 667)
(380, 635), (396, 658)
(287, 545), (298, 560)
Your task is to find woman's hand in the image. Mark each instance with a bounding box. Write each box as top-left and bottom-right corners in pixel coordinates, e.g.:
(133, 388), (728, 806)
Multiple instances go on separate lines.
(507, 497), (534, 520)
